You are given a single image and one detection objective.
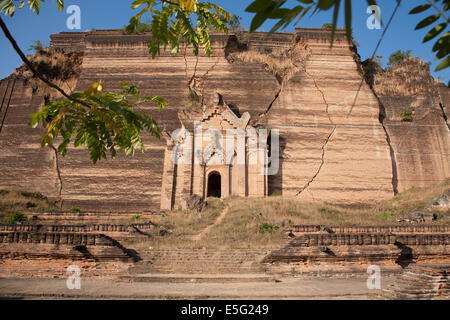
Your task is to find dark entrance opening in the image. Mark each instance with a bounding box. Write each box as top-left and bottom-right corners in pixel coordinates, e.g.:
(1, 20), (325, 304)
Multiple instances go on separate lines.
(207, 172), (221, 198)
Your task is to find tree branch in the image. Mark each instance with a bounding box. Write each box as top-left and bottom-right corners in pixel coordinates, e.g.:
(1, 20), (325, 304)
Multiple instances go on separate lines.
(0, 16), (90, 109)
(425, 0), (450, 24)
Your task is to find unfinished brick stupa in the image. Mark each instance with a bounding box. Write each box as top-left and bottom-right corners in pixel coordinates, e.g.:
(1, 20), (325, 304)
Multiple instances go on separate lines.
(0, 28), (448, 212)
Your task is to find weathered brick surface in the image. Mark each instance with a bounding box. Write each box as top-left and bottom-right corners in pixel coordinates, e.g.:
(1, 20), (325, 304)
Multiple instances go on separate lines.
(127, 249), (271, 274)
(0, 258), (131, 279)
(0, 222), (155, 233)
(0, 232), (138, 262)
(264, 227), (450, 277)
(291, 225), (450, 233)
(383, 263), (449, 299)
(1, 29), (447, 212)
(287, 233), (450, 247)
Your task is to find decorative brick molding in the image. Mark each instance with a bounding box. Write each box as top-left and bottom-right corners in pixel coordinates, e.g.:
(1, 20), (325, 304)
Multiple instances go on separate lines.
(290, 225), (450, 233)
(0, 232), (140, 262)
(0, 231), (113, 245)
(0, 222), (155, 233)
(289, 233), (450, 247)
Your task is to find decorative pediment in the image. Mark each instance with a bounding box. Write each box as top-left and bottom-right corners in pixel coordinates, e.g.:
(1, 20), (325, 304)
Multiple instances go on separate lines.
(203, 93), (251, 130)
(180, 93), (251, 131)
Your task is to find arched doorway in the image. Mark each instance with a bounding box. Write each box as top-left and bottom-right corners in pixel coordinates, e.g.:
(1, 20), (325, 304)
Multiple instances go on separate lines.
(207, 172), (221, 198)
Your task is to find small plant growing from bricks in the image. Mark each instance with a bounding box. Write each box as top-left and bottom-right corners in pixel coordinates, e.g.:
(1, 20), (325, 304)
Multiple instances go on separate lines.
(7, 211), (28, 225)
(399, 108), (413, 122)
(130, 215), (141, 222)
(69, 206), (81, 213)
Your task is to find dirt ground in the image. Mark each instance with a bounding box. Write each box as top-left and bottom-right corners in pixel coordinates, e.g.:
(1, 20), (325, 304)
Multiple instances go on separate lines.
(0, 276), (396, 300)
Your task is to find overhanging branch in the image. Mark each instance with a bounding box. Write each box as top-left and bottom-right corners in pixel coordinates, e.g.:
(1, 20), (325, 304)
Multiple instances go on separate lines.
(0, 16), (90, 109)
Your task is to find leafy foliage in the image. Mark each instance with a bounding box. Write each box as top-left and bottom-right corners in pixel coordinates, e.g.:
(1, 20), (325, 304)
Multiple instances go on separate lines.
(379, 211), (394, 220)
(245, 0), (376, 45)
(399, 108), (413, 122)
(228, 14), (245, 32)
(123, 19), (152, 34)
(130, 214), (141, 221)
(1, 0), (232, 163)
(244, 0), (449, 75)
(387, 49), (411, 68)
(259, 222), (280, 233)
(0, 0), (64, 16)
(7, 211), (28, 224)
(125, 0), (233, 57)
(28, 39), (44, 52)
(30, 82), (168, 164)
(409, 1), (449, 72)
(69, 206), (81, 212)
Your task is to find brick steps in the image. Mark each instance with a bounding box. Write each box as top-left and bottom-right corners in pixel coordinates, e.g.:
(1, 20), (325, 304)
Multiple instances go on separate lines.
(125, 249), (271, 275)
(382, 264), (449, 300)
(118, 273), (274, 283)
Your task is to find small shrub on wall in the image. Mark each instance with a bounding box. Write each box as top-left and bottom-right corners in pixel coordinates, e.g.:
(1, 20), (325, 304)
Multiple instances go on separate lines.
(7, 211), (28, 225)
(399, 108), (413, 122)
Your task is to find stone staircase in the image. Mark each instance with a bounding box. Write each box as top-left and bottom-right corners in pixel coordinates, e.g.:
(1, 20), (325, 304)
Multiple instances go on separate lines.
(382, 263), (449, 300)
(119, 249), (274, 283)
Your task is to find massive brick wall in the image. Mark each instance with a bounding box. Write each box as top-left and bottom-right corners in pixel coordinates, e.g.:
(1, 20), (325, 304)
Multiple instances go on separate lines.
(0, 28), (448, 212)
(265, 29), (394, 203)
(0, 79), (59, 202)
(380, 94), (450, 192)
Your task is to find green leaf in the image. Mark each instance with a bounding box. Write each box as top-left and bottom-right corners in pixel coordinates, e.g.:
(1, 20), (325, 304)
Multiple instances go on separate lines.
(409, 4), (431, 15)
(56, 0), (64, 11)
(435, 55), (450, 71)
(432, 32), (450, 52)
(424, 23), (447, 42)
(318, 0), (334, 10)
(415, 14), (440, 30)
(246, 0), (272, 13)
(344, 0), (352, 43)
(268, 8), (291, 19)
(330, 0), (341, 46)
(0, 0), (14, 16)
(28, 0), (41, 15)
(294, 3), (313, 25)
(250, 11), (268, 31)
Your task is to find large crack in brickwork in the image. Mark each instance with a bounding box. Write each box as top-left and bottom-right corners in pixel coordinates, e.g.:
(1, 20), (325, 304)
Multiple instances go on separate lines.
(296, 127), (336, 197)
(184, 50), (221, 114)
(296, 70), (337, 197)
(377, 101), (399, 195)
(439, 102), (450, 130)
(51, 146), (63, 207)
(224, 35), (332, 198)
(198, 57), (221, 108)
(305, 70), (334, 125)
(256, 89), (282, 124)
(226, 35), (311, 124)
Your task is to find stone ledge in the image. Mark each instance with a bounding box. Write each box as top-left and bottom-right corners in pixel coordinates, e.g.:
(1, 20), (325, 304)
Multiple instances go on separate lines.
(0, 222), (156, 233)
(290, 225), (450, 233)
(288, 233), (450, 247)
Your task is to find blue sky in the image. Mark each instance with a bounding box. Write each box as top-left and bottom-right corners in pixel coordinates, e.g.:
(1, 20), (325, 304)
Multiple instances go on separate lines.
(1, 0), (449, 83)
